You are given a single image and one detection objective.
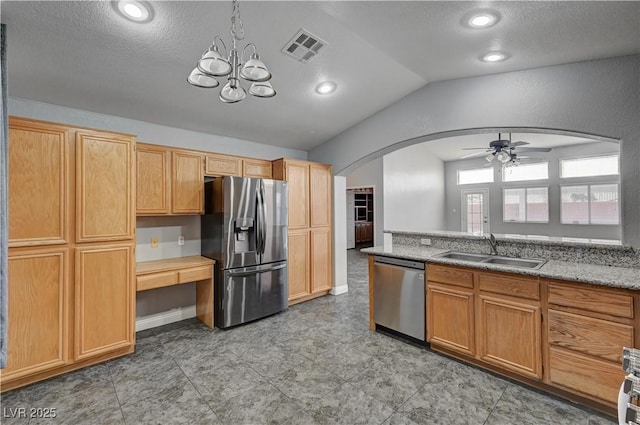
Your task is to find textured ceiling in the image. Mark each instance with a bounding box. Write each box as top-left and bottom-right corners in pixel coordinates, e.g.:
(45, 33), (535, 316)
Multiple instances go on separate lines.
(2, 1), (639, 151)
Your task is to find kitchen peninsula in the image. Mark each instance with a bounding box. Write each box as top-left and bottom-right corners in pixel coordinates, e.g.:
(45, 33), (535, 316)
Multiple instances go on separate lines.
(364, 230), (640, 416)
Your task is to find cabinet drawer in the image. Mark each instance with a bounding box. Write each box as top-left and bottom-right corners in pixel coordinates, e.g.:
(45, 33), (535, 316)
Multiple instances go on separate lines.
(548, 283), (633, 319)
(548, 309), (633, 363)
(137, 271), (177, 291)
(549, 347), (625, 405)
(179, 266), (212, 283)
(478, 273), (539, 300)
(427, 264), (473, 288)
(205, 154), (242, 176)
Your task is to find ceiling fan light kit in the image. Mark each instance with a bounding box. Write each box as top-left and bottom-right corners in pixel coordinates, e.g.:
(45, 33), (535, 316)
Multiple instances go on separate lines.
(187, 0), (275, 102)
(464, 133), (552, 166)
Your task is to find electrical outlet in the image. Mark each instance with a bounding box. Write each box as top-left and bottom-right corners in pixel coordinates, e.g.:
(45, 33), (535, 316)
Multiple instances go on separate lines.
(420, 238), (431, 246)
(151, 237), (159, 248)
(178, 236), (185, 246)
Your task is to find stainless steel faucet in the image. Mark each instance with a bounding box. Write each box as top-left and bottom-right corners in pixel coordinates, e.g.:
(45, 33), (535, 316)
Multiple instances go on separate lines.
(487, 233), (498, 255)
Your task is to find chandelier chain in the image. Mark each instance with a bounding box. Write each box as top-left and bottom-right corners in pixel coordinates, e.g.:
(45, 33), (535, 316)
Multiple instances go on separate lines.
(230, 0), (245, 42)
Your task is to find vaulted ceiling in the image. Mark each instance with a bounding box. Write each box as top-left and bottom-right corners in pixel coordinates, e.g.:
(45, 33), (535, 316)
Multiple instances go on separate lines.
(3, 1), (639, 151)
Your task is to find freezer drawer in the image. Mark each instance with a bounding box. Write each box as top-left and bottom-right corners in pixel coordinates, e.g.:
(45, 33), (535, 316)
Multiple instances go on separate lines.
(373, 256), (425, 341)
(216, 262), (288, 328)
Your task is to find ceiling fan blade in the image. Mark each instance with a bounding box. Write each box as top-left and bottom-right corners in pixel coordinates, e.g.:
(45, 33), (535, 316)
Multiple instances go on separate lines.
(516, 147), (552, 152)
(461, 147), (489, 150)
(460, 151), (490, 159)
(508, 141), (529, 147)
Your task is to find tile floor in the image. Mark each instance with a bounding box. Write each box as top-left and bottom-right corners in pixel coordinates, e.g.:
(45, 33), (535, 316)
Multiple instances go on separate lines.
(1, 250), (617, 425)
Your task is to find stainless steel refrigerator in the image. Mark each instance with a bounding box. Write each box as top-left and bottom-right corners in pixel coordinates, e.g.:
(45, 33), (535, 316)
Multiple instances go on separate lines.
(201, 176), (288, 329)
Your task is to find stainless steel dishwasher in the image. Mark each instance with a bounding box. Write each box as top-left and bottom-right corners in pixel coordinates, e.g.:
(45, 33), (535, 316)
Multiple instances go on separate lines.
(373, 256), (425, 341)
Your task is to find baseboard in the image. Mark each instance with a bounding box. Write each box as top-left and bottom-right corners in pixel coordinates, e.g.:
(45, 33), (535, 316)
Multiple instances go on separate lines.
(330, 284), (349, 295)
(135, 305), (197, 332)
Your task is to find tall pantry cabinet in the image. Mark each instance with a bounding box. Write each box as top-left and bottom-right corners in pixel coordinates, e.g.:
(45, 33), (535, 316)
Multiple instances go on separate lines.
(273, 159), (333, 304)
(2, 117), (136, 391)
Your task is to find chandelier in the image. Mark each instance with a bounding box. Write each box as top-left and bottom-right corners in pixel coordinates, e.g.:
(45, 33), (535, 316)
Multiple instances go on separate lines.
(187, 0), (275, 103)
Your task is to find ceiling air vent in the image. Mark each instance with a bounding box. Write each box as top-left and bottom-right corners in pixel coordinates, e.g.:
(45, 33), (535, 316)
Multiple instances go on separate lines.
(281, 29), (327, 63)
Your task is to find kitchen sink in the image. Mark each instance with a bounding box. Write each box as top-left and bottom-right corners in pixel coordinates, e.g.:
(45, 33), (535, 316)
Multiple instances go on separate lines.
(482, 257), (546, 269)
(433, 251), (547, 269)
(435, 252), (489, 262)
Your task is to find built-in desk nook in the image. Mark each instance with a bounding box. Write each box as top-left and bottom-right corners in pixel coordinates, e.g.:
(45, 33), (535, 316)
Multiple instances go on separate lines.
(136, 256), (215, 328)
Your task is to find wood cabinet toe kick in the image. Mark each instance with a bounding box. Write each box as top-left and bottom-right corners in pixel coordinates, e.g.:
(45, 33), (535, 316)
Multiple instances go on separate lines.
(136, 256), (215, 328)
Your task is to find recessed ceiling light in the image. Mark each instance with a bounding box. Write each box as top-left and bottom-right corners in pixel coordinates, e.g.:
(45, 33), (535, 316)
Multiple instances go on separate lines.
(462, 9), (501, 29)
(469, 13), (496, 28)
(315, 81), (337, 95)
(481, 51), (509, 63)
(116, 0), (152, 23)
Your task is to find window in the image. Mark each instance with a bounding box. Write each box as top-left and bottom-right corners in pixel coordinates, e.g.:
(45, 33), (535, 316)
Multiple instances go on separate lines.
(560, 155), (619, 178)
(458, 168), (493, 185)
(503, 187), (549, 223)
(561, 184), (619, 225)
(503, 162), (548, 182)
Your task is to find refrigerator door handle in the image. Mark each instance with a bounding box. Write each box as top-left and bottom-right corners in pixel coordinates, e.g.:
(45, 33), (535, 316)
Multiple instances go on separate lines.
(259, 180), (267, 255)
(255, 182), (264, 255)
(227, 263), (286, 277)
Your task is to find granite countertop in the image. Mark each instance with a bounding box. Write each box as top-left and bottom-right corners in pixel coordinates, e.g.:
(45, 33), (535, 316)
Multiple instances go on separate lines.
(362, 245), (640, 291)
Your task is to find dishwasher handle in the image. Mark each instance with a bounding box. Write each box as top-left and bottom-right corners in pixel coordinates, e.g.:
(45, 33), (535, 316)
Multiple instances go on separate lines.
(373, 255), (424, 270)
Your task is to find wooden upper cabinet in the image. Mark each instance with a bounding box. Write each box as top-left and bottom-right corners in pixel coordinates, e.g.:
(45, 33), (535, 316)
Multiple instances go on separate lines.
(75, 244), (135, 360)
(309, 163), (332, 227)
(273, 160), (309, 229)
(8, 118), (69, 247)
(76, 131), (134, 243)
(172, 150), (203, 214)
(3, 249), (70, 381)
(243, 158), (272, 179)
(205, 153), (242, 177)
(136, 144), (170, 215)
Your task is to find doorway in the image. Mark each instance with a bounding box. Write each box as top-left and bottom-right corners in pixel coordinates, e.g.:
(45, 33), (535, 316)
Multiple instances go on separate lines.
(461, 188), (490, 235)
(347, 187), (374, 249)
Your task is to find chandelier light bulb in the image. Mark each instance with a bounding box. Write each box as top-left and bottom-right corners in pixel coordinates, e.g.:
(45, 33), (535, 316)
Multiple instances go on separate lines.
(219, 79), (247, 103)
(485, 153), (495, 163)
(241, 54), (271, 82)
(187, 68), (219, 88)
(249, 81), (276, 98)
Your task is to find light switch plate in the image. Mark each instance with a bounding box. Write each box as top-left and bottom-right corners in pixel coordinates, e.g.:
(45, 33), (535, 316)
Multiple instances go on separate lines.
(178, 236), (185, 246)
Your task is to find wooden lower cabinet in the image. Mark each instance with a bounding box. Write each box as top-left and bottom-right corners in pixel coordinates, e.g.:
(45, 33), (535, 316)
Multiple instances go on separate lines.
(287, 230), (311, 301)
(549, 347), (625, 404)
(75, 244), (135, 360)
(545, 279), (637, 407)
(422, 264), (639, 415)
(310, 227), (332, 293)
(478, 295), (541, 379)
(3, 249), (70, 381)
(427, 283), (475, 356)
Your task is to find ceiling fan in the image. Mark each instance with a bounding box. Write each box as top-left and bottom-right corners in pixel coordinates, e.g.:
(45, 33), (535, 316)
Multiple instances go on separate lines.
(460, 133), (552, 164)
